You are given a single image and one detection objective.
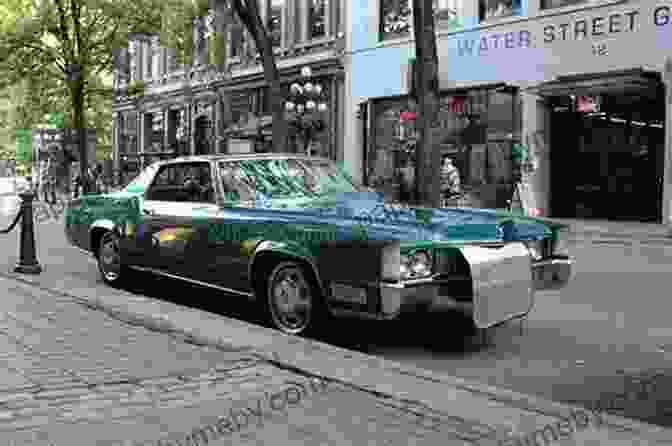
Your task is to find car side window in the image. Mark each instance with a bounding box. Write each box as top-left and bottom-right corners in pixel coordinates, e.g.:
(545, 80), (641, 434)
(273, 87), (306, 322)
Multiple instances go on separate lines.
(145, 162), (215, 203)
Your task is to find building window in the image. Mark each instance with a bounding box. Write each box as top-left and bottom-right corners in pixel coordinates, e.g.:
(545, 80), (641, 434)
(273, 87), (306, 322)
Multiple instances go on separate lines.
(145, 42), (153, 79)
(379, 0), (411, 40)
(129, 41), (137, 82)
(122, 112), (138, 155)
(479, 0), (521, 21)
(434, 0), (462, 30)
(309, 0), (327, 39)
(540, 0), (584, 9)
(229, 23), (245, 58)
(267, 0), (284, 47)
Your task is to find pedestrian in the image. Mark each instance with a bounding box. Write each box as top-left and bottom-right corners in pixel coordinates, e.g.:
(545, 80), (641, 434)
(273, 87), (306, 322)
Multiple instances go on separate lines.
(440, 157), (461, 205)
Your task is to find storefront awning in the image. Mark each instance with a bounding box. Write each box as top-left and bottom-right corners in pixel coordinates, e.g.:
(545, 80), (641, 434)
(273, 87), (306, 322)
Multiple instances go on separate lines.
(525, 68), (661, 97)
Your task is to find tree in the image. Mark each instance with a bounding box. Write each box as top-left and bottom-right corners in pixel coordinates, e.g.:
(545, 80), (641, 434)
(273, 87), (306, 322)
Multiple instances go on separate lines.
(411, 0), (441, 207)
(162, 0), (288, 153)
(0, 0), (163, 193)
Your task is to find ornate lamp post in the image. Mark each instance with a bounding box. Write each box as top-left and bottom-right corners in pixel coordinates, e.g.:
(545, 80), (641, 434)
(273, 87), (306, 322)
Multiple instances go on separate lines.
(284, 66), (328, 155)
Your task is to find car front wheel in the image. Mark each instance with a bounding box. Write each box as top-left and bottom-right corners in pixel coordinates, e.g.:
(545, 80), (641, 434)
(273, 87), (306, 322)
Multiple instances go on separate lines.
(263, 261), (327, 336)
(97, 231), (127, 287)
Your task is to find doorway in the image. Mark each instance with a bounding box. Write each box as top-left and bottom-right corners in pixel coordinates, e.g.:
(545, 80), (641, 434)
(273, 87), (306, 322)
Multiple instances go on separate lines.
(194, 116), (213, 155)
(550, 83), (665, 222)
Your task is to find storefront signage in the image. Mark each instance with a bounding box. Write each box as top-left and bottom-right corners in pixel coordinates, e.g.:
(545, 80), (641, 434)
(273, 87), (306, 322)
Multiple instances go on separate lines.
(457, 5), (672, 57)
(399, 111), (417, 121)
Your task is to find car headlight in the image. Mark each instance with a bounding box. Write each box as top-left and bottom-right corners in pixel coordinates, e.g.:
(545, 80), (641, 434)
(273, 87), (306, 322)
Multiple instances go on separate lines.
(401, 249), (433, 279)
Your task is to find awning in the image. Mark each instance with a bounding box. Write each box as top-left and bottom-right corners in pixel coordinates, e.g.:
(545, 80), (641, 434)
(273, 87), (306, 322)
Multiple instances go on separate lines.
(367, 82), (518, 105)
(525, 68), (661, 97)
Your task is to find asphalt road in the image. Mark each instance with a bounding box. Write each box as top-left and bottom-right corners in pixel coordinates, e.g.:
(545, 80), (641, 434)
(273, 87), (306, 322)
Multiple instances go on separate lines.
(2, 211), (672, 428)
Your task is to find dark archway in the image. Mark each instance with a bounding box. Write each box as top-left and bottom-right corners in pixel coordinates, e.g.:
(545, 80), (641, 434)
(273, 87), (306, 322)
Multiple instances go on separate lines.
(194, 115), (213, 155)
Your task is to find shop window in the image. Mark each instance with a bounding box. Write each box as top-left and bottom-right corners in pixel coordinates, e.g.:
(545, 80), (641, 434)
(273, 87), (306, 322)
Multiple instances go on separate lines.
(540, 0), (584, 9)
(309, 0), (327, 39)
(479, 0), (521, 21)
(434, 0), (462, 30)
(379, 0), (411, 40)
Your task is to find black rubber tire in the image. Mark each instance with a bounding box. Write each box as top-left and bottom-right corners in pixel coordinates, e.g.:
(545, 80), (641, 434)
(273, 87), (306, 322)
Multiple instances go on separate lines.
(259, 260), (330, 336)
(97, 230), (129, 288)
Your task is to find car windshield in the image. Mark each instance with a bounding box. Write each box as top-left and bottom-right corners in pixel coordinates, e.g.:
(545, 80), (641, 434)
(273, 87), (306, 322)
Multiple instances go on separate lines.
(218, 158), (361, 200)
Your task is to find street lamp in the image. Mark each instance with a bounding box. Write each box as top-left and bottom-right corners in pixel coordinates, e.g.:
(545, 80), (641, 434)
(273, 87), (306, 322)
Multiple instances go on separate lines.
(284, 66), (328, 155)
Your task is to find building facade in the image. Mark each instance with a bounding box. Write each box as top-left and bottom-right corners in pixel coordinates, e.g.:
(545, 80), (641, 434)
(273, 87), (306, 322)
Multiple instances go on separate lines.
(343, 0), (672, 223)
(112, 0), (346, 184)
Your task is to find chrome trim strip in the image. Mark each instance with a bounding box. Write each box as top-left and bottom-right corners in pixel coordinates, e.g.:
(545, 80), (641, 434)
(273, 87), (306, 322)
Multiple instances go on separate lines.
(127, 266), (255, 297)
(329, 308), (391, 320)
(531, 258), (572, 268)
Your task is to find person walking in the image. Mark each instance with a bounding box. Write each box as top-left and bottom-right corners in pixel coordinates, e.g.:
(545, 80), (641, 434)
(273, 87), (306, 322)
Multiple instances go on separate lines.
(440, 157), (461, 206)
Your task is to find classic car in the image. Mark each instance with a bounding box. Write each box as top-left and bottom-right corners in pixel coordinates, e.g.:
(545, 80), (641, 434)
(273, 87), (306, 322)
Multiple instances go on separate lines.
(64, 154), (572, 336)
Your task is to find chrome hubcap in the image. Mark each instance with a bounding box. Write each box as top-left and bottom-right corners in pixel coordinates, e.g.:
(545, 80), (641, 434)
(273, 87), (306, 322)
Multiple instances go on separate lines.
(99, 234), (121, 281)
(269, 266), (312, 334)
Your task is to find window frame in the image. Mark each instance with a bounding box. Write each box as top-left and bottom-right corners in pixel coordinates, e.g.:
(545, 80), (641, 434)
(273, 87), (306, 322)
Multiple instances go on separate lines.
(539, 0), (585, 10)
(145, 162), (215, 203)
(478, 0), (522, 22)
(378, 0), (464, 42)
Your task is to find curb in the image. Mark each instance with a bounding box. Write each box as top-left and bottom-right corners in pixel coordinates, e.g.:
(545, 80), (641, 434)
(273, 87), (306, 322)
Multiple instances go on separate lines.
(1, 270), (670, 442)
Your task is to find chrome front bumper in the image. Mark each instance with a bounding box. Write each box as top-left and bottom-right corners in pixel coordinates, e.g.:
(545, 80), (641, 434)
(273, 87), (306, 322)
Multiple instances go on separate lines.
(379, 253), (573, 321)
(379, 279), (473, 319)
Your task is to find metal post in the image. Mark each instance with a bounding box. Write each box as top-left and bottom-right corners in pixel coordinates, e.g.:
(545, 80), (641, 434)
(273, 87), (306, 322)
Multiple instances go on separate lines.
(14, 192), (42, 274)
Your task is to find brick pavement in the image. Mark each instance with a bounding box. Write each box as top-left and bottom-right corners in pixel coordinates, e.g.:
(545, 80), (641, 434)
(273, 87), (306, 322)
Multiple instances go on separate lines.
(0, 214), (671, 444)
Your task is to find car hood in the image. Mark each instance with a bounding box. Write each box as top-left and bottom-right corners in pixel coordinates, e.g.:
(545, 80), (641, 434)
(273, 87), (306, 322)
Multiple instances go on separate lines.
(251, 191), (551, 244)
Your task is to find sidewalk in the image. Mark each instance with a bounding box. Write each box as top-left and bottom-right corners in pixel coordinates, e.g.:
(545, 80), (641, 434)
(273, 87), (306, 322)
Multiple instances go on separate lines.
(0, 221), (671, 444)
(551, 218), (672, 246)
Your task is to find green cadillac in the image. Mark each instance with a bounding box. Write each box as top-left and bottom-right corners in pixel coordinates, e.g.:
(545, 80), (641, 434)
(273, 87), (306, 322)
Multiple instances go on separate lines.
(65, 154), (572, 336)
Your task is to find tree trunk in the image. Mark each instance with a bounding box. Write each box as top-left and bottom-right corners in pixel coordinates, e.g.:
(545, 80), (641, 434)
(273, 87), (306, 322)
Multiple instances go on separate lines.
(71, 79), (88, 194)
(229, 0), (288, 153)
(412, 0), (441, 208)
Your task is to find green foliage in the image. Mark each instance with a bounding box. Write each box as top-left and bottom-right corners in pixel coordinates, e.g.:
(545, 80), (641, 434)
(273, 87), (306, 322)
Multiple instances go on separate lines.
(14, 128), (32, 162)
(126, 80), (146, 97)
(209, 31), (226, 67)
(0, 0), (164, 167)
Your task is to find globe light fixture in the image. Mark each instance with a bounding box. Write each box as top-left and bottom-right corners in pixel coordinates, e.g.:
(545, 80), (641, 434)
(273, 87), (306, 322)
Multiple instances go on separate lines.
(285, 101), (295, 111)
(306, 100), (316, 110)
(304, 82), (313, 93)
(297, 104), (305, 113)
(314, 84), (323, 94)
(301, 66), (312, 77)
(317, 103), (328, 112)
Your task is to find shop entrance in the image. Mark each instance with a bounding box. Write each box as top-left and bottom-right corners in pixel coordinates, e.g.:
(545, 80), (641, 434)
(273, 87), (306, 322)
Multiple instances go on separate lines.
(548, 76), (665, 222)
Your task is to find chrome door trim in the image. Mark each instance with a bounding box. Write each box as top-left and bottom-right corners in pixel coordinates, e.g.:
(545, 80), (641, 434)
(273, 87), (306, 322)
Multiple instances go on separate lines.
(127, 265), (254, 297)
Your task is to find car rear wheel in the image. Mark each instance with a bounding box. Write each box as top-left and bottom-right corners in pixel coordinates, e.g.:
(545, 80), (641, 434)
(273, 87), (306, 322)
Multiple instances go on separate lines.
(97, 231), (127, 287)
(263, 261), (327, 336)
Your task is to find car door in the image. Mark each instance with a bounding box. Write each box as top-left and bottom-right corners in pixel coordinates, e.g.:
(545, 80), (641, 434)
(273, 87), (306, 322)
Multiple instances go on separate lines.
(193, 160), (260, 293)
(124, 161), (218, 276)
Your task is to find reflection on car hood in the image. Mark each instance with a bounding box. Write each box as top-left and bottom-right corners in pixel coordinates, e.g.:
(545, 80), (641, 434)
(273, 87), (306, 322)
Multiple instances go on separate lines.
(243, 191), (549, 242)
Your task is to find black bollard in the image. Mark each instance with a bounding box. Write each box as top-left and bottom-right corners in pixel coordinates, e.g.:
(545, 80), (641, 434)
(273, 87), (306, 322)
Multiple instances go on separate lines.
(14, 192), (42, 274)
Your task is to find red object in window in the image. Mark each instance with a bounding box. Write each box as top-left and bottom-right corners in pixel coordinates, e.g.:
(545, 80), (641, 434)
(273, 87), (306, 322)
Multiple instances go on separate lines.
(576, 96), (599, 113)
(445, 96), (466, 113)
(399, 111), (417, 121)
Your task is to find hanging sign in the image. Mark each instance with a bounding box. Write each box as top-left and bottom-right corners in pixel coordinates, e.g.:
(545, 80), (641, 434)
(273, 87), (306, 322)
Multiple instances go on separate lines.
(575, 95), (600, 113)
(399, 111), (417, 121)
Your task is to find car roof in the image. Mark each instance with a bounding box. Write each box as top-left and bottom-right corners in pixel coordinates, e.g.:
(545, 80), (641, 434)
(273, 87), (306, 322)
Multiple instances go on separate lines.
(156, 153), (332, 166)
